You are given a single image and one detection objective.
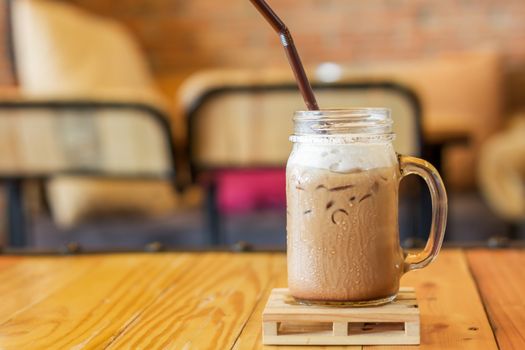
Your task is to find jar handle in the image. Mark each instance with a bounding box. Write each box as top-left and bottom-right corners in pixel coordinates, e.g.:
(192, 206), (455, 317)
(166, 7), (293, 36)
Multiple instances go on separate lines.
(399, 155), (448, 272)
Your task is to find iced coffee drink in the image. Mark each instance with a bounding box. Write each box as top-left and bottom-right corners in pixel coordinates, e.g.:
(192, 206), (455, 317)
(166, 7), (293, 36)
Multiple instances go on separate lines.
(286, 109), (447, 306)
(287, 143), (404, 303)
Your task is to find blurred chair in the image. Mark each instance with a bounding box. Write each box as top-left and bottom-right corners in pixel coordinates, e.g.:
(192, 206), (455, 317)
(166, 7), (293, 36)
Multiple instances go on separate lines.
(332, 52), (500, 191)
(0, 100), (179, 246)
(478, 114), (525, 241)
(179, 70), (430, 246)
(0, 0), (185, 247)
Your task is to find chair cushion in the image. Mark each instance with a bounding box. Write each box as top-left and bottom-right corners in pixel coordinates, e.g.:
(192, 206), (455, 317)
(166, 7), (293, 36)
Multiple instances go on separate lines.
(11, 0), (160, 101)
(47, 177), (204, 228)
(47, 177), (178, 228)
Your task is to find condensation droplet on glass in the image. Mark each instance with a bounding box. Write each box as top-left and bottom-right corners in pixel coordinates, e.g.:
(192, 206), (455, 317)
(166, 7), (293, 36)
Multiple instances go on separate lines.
(329, 162), (340, 172)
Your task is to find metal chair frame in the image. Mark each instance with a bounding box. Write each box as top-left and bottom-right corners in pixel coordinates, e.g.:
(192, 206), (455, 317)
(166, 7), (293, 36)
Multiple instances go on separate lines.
(0, 100), (179, 247)
(186, 81), (428, 245)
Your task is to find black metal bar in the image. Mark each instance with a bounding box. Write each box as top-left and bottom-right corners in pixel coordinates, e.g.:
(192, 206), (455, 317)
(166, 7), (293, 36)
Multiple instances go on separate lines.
(508, 222), (520, 241)
(0, 173), (174, 182)
(418, 179), (433, 242)
(5, 179), (26, 247)
(205, 180), (222, 245)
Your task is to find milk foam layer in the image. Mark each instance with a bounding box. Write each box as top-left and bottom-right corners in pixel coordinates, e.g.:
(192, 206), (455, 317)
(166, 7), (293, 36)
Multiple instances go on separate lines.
(288, 142), (397, 173)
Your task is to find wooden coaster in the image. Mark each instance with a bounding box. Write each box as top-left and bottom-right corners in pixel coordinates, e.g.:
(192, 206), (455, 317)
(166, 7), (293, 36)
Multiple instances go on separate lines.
(262, 287), (420, 345)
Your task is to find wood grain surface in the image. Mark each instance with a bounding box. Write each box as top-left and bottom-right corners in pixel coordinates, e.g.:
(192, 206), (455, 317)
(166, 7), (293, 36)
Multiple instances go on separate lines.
(105, 253), (277, 349)
(0, 256), (96, 324)
(467, 249), (525, 350)
(370, 249), (499, 350)
(0, 249), (521, 349)
(0, 254), (198, 349)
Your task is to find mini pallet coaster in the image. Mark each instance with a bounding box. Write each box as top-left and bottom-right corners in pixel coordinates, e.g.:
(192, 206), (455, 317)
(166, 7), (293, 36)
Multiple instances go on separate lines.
(262, 287), (420, 345)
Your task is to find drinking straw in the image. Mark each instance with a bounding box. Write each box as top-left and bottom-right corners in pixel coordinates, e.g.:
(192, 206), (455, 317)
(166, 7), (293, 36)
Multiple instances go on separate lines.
(249, 0), (319, 110)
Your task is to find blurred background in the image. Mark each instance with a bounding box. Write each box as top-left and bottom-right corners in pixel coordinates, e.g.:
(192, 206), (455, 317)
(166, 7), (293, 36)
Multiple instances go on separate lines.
(0, 0), (524, 251)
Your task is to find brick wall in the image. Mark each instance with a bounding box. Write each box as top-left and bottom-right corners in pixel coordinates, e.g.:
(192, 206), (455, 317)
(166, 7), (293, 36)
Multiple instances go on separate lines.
(64, 0), (525, 73)
(1, 0), (525, 91)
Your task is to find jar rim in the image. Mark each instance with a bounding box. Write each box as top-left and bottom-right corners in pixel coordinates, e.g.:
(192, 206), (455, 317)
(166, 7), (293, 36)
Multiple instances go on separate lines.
(289, 133), (395, 144)
(294, 108), (391, 121)
(292, 108), (394, 144)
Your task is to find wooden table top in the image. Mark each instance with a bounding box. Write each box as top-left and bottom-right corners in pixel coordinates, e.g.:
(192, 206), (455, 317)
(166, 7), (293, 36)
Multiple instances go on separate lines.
(0, 249), (523, 349)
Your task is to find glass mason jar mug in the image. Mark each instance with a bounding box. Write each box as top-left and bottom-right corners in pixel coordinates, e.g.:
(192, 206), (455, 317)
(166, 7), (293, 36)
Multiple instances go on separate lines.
(286, 109), (447, 306)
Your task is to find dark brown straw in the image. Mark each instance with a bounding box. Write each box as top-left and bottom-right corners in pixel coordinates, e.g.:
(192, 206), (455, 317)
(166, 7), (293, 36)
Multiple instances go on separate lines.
(249, 0), (319, 110)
